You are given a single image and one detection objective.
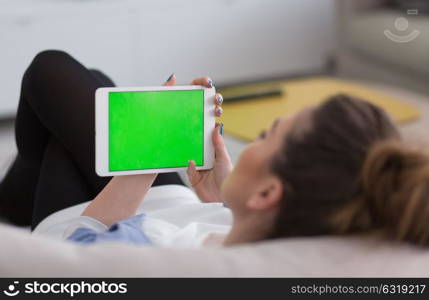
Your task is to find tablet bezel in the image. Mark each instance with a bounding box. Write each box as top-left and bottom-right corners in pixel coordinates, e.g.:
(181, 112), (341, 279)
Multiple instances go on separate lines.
(95, 85), (216, 176)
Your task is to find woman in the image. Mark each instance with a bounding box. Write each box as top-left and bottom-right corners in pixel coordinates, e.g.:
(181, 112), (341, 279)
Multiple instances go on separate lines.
(1, 50), (428, 247)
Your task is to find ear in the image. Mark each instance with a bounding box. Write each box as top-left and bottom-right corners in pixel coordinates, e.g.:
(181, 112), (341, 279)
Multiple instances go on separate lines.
(246, 176), (283, 211)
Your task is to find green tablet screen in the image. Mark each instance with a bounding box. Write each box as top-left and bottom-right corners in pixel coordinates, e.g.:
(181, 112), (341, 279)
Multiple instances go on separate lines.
(108, 90), (204, 171)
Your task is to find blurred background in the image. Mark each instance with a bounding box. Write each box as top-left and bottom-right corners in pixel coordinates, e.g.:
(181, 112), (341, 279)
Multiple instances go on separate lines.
(1, 0), (429, 174)
(0, 0), (335, 117)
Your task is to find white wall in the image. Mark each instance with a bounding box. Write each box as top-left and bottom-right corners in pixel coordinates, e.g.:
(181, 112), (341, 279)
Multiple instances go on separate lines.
(0, 0), (335, 117)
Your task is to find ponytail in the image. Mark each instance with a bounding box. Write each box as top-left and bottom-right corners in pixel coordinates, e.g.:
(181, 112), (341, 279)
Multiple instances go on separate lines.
(333, 140), (429, 246)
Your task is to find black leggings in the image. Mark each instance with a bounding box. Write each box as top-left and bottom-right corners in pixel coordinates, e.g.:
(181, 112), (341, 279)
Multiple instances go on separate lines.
(0, 50), (185, 229)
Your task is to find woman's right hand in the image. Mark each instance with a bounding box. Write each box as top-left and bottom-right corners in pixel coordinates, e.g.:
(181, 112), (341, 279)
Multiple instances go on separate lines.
(187, 122), (233, 203)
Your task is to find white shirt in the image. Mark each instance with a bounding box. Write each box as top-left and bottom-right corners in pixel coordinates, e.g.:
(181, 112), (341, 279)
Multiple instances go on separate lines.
(33, 184), (232, 248)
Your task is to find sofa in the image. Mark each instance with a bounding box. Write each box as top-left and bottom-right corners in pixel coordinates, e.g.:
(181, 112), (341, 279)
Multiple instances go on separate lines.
(2, 223), (429, 277)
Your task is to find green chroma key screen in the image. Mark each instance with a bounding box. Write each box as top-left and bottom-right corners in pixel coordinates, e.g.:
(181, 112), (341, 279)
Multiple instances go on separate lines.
(108, 90), (204, 171)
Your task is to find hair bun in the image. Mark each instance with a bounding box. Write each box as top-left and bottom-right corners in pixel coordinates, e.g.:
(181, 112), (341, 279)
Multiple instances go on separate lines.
(361, 140), (429, 245)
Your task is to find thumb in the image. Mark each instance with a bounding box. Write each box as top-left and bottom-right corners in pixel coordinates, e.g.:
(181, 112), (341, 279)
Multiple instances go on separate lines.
(212, 122), (229, 160)
(187, 160), (202, 187)
(186, 160), (197, 176)
(163, 74), (176, 86)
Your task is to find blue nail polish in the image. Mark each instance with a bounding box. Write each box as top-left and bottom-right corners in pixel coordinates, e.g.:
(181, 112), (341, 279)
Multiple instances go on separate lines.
(208, 79), (213, 88)
(220, 123), (224, 135)
(217, 95), (223, 104)
(216, 107), (222, 115)
(165, 73), (174, 82)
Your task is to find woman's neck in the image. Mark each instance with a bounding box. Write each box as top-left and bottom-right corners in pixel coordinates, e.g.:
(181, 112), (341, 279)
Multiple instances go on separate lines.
(223, 214), (275, 246)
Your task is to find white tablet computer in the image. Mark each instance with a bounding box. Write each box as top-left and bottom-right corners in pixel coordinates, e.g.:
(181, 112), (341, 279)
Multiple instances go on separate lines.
(95, 85), (216, 176)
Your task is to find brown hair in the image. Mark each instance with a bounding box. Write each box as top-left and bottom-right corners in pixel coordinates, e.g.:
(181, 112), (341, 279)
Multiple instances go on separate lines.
(270, 94), (429, 246)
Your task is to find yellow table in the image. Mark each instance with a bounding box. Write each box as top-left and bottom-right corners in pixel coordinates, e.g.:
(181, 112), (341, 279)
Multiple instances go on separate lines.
(218, 77), (421, 141)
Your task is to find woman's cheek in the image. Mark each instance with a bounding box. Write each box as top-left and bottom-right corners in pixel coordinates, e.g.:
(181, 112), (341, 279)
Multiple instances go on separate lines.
(236, 144), (257, 168)
(236, 144), (264, 175)
(221, 160), (249, 204)
(221, 144), (265, 205)
(224, 146), (259, 190)
(221, 170), (250, 210)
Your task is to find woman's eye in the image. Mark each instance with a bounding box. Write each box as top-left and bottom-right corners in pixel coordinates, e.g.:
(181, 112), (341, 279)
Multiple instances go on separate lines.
(258, 130), (267, 139)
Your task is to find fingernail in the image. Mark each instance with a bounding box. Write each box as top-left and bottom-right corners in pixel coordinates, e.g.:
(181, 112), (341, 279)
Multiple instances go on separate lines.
(220, 123), (224, 135)
(208, 79), (213, 88)
(216, 107), (223, 115)
(165, 73), (175, 82)
(217, 95), (223, 105)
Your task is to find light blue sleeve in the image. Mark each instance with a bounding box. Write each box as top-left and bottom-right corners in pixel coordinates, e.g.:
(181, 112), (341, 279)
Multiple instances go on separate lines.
(66, 213), (152, 246)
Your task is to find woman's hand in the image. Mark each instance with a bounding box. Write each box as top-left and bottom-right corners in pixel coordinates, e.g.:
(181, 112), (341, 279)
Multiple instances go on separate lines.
(187, 124), (233, 204)
(181, 76), (231, 203)
(169, 75), (232, 203)
(167, 75), (231, 203)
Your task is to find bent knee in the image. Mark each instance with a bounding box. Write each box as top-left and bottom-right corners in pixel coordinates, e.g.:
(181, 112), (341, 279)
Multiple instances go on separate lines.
(23, 50), (74, 98)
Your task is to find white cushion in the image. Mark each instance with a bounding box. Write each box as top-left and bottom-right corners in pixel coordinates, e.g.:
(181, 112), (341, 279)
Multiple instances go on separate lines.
(1, 223), (429, 277)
